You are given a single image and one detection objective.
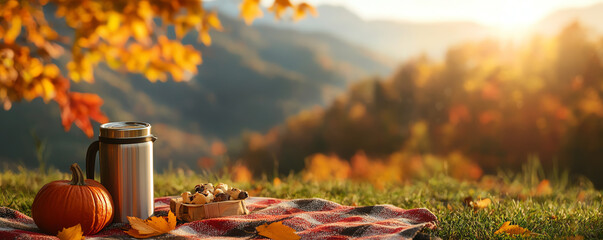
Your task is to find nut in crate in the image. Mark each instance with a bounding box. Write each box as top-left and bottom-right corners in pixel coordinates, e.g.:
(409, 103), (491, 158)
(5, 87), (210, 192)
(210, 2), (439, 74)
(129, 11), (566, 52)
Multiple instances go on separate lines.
(170, 183), (250, 221)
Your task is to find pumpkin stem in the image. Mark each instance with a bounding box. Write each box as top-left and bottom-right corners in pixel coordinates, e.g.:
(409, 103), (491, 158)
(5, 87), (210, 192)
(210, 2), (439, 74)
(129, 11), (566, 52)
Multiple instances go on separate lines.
(70, 163), (87, 186)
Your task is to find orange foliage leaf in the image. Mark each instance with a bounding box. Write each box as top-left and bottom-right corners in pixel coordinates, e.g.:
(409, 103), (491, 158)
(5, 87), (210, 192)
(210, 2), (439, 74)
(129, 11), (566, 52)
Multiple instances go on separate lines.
(206, 11), (224, 31)
(269, 0), (294, 19)
(256, 221), (300, 240)
(0, 46), (105, 137)
(240, 0), (264, 25)
(49, 0), (213, 84)
(199, 11), (223, 46)
(124, 211), (176, 238)
(211, 141), (227, 156)
(199, 31), (212, 46)
(273, 177), (282, 187)
(349, 151), (402, 190)
(231, 162), (253, 183)
(56, 224), (85, 240)
(293, 3), (318, 21)
(303, 153), (351, 181)
(4, 17), (22, 44)
(60, 92), (109, 138)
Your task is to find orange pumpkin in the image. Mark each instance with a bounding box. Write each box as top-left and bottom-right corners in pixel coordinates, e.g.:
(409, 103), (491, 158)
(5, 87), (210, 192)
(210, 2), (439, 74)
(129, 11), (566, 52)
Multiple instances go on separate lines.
(32, 163), (114, 235)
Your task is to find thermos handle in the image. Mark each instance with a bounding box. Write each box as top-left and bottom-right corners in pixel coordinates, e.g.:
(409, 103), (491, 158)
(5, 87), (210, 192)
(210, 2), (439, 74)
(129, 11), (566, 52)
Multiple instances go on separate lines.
(86, 140), (100, 180)
(84, 136), (156, 180)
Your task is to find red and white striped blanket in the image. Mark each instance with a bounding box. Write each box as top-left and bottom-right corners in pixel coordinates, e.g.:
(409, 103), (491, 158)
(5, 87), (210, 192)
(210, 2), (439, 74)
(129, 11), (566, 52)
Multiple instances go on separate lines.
(0, 197), (438, 239)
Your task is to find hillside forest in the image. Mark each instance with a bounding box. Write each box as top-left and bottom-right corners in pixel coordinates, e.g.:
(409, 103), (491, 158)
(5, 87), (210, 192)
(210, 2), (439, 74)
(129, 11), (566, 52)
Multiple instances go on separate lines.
(238, 22), (603, 188)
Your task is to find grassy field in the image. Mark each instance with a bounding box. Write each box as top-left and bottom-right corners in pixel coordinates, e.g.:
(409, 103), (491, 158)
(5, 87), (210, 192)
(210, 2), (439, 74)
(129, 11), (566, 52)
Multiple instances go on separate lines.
(1, 164), (602, 239)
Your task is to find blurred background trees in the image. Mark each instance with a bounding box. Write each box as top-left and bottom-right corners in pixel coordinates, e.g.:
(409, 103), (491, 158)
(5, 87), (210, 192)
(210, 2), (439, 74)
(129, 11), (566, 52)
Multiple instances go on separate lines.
(240, 21), (603, 187)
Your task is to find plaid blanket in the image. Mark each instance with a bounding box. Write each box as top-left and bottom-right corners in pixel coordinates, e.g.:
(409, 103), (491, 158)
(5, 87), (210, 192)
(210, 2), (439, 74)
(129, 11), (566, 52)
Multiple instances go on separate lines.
(0, 197), (438, 239)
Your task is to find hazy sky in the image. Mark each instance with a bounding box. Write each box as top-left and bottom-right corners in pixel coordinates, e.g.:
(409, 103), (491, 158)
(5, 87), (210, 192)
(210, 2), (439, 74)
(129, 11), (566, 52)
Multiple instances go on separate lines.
(300, 0), (603, 27)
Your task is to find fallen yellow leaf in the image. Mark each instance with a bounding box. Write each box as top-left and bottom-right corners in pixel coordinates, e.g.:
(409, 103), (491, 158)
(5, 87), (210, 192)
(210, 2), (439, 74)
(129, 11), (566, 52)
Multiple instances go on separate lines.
(471, 198), (492, 210)
(57, 224), (84, 240)
(256, 221), (300, 240)
(494, 221), (540, 236)
(124, 211), (177, 238)
(463, 196), (491, 210)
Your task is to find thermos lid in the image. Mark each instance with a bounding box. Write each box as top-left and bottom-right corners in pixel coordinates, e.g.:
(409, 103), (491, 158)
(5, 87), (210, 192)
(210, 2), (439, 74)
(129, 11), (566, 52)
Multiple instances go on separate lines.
(100, 122), (152, 139)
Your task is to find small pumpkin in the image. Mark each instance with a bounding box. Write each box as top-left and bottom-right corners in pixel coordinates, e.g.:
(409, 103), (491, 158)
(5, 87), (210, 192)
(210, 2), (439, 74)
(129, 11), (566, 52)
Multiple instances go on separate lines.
(32, 163), (114, 235)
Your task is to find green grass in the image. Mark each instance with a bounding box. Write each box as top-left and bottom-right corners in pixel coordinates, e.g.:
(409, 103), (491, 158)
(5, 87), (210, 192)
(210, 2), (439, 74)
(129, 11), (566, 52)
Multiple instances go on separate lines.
(2, 166), (601, 239)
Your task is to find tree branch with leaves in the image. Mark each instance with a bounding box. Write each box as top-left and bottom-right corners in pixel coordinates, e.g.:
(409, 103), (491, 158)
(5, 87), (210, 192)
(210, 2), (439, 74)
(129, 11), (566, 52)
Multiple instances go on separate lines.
(0, 0), (316, 137)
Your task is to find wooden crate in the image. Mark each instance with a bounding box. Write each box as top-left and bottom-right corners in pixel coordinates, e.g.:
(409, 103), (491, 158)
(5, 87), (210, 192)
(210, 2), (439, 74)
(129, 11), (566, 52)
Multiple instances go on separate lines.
(169, 197), (249, 222)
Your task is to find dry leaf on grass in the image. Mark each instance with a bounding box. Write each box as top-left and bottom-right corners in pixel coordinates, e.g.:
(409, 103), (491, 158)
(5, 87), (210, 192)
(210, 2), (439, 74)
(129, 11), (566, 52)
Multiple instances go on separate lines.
(471, 198), (492, 210)
(463, 196), (492, 210)
(57, 224), (84, 240)
(256, 221), (300, 240)
(494, 221), (540, 236)
(534, 179), (553, 196)
(124, 211), (177, 238)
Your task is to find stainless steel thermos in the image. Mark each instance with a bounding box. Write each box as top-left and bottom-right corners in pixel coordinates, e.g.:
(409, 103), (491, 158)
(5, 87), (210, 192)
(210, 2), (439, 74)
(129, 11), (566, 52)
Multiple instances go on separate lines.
(86, 122), (156, 223)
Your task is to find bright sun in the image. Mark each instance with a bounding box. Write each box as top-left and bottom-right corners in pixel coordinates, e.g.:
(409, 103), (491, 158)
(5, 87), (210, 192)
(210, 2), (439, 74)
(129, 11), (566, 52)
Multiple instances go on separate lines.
(475, 1), (545, 28)
(309, 0), (602, 29)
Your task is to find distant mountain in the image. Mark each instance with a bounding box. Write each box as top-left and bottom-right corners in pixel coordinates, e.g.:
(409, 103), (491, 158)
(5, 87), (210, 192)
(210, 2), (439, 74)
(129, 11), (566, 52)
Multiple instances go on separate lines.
(210, 1), (603, 61)
(536, 2), (603, 35)
(207, 1), (497, 61)
(0, 12), (392, 171)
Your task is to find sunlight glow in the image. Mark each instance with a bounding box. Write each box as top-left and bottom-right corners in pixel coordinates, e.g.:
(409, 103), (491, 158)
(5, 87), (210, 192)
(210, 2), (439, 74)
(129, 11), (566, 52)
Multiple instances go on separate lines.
(305, 0), (603, 28)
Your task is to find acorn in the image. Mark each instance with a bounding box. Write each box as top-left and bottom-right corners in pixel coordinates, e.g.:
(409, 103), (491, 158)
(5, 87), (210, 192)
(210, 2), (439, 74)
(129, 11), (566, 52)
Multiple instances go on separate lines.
(215, 183), (229, 193)
(227, 188), (250, 200)
(194, 183), (214, 193)
(238, 191), (249, 200)
(227, 188), (242, 200)
(193, 184), (203, 193)
(213, 188), (224, 195)
(214, 192), (230, 202)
